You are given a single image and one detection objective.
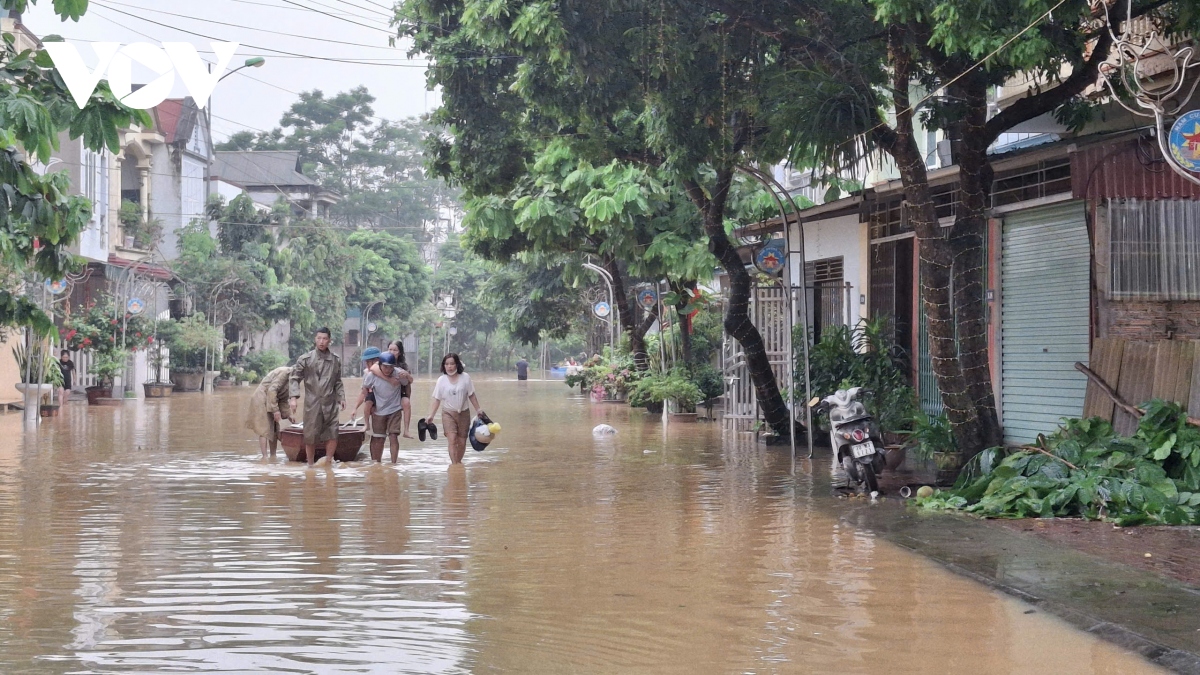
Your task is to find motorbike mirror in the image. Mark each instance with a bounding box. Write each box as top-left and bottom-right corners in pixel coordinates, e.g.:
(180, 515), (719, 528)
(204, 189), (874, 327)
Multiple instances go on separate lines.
(807, 396), (820, 408)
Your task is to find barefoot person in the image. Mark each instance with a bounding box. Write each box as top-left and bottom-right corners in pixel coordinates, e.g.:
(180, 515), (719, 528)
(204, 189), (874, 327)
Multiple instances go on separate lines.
(425, 353), (485, 465)
(369, 341), (415, 438)
(289, 327), (346, 467)
(57, 350), (75, 404)
(246, 365), (293, 458)
(362, 353), (408, 463)
(351, 347), (383, 433)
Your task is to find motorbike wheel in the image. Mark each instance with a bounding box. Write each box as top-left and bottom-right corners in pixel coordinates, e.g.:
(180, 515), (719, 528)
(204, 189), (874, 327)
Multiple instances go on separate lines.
(841, 455), (860, 485)
(861, 463), (879, 494)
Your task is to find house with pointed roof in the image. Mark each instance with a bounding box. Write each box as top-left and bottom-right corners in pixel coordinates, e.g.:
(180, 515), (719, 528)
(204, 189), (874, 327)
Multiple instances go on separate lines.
(212, 150), (339, 219)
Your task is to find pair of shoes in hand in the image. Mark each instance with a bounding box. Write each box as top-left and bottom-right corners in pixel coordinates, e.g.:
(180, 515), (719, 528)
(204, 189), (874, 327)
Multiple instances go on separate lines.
(417, 418), (438, 441)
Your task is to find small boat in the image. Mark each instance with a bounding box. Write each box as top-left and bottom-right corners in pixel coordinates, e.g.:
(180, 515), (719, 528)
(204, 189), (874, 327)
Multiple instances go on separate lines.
(279, 422), (365, 463)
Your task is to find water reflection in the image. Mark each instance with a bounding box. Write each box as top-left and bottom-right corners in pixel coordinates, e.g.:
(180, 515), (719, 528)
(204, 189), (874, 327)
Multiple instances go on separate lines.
(0, 379), (1165, 673)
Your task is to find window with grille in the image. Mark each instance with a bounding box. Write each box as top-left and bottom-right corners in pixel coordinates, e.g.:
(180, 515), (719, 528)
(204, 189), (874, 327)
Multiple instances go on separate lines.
(1108, 198), (1200, 300)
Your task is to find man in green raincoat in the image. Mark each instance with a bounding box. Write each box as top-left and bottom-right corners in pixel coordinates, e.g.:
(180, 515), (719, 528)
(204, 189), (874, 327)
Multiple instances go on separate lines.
(289, 327), (346, 466)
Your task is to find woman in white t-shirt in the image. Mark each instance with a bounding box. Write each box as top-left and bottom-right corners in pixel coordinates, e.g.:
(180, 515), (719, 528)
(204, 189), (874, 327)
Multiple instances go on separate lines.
(426, 352), (485, 464)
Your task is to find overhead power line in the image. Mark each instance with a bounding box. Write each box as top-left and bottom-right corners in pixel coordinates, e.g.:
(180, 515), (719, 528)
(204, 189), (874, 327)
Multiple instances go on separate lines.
(95, 0), (404, 51)
(89, 4), (430, 67)
(228, 0), (391, 23)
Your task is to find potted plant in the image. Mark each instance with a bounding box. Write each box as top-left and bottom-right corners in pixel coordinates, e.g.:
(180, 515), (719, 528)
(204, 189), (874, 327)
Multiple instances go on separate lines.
(143, 336), (174, 398)
(13, 344), (63, 413)
(87, 351), (129, 405)
(118, 199), (164, 250)
(62, 301), (153, 404)
(163, 314), (222, 392)
(629, 369), (703, 422)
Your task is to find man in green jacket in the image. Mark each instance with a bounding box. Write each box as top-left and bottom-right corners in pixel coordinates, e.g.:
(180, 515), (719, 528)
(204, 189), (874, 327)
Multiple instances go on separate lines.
(289, 327), (346, 466)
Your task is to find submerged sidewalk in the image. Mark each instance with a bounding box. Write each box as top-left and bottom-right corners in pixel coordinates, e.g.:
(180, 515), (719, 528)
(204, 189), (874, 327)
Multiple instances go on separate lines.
(834, 497), (1200, 674)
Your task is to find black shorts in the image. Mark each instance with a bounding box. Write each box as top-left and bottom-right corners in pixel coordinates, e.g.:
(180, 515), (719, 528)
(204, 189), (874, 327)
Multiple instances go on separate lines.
(366, 391), (376, 405)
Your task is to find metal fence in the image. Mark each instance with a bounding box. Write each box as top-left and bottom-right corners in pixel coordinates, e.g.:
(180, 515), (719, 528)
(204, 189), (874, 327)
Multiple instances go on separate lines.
(722, 285), (793, 432)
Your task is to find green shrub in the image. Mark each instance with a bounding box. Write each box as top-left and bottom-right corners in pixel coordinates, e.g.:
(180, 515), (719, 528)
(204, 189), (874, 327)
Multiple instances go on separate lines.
(628, 368), (704, 412)
(243, 349), (287, 380)
(799, 316), (918, 435)
(919, 401), (1200, 525)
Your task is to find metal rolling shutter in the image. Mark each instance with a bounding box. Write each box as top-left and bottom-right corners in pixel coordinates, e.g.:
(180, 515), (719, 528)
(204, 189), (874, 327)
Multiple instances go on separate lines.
(1001, 201), (1090, 444)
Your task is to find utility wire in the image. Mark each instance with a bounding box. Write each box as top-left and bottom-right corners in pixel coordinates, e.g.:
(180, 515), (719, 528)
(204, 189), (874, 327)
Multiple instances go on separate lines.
(229, 0), (390, 23)
(90, 4), (429, 66)
(276, 0), (397, 36)
(95, 0), (405, 51)
(328, 0), (396, 21)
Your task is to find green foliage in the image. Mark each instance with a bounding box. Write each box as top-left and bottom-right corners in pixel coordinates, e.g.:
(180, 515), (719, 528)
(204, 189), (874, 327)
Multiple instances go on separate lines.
(89, 350), (129, 387)
(629, 367), (704, 412)
(242, 349), (287, 380)
(576, 352), (640, 400)
(346, 229), (430, 323)
(215, 89), (454, 240)
(11, 343), (63, 386)
(61, 301), (154, 356)
(917, 404), (1200, 525)
(117, 199), (163, 250)
(0, 7), (150, 332)
(905, 413), (957, 462)
(160, 314), (223, 372)
(803, 316), (918, 434)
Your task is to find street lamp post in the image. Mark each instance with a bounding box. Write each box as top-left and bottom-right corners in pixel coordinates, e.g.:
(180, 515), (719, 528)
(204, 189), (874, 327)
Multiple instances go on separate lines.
(582, 262), (617, 353)
(207, 57), (266, 202)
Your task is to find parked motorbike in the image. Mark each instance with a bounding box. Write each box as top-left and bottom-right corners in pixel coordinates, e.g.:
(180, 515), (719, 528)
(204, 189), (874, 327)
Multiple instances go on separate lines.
(809, 387), (888, 493)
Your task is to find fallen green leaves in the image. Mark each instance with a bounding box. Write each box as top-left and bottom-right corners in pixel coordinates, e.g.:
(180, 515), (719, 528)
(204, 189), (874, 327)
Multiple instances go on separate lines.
(917, 400), (1200, 526)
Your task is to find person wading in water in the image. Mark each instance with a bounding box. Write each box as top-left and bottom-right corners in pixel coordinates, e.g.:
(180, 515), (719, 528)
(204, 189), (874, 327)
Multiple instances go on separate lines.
(424, 353), (485, 465)
(246, 365), (294, 458)
(289, 327), (345, 467)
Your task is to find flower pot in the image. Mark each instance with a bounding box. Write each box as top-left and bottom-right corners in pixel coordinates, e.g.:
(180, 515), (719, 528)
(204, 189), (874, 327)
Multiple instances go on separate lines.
(644, 401), (664, 414)
(174, 372), (204, 392)
(15, 382), (54, 397)
(39, 404), (60, 417)
(667, 412), (698, 423)
(85, 385), (113, 405)
(215, 379), (234, 388)
(143, 383), (174, 398)
(883, 445), (907, 471)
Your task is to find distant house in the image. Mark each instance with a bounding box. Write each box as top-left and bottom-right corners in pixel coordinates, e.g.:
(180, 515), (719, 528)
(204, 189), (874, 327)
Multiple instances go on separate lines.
(212, 150), (339, 219)
(118, 96), (211, 262)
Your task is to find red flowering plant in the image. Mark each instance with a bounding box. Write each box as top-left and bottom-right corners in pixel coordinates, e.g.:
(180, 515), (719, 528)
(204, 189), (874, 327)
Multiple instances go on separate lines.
(61, 301), (154, 358)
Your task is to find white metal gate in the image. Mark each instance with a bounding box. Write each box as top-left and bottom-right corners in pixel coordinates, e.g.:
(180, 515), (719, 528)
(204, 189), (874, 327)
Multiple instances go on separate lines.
(723, 285), (792, 431)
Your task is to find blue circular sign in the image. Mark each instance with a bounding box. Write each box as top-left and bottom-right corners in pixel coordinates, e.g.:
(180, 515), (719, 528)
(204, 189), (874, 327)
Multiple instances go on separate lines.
(593, 301), (611, 318)
(44, 279), (67, 295)
(1168, 110), (1200, 173)
(126, 297), (145, 315)
(637, 289), (658, 309)
(754, 241), (786, 275)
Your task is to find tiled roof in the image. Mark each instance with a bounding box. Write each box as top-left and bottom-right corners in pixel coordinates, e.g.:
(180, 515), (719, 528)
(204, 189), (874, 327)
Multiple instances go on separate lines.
(213, 150), (317, 189)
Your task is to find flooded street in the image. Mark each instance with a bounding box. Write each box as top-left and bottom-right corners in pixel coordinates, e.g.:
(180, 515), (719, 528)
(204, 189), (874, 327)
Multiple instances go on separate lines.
(0, 379), (1165, 674)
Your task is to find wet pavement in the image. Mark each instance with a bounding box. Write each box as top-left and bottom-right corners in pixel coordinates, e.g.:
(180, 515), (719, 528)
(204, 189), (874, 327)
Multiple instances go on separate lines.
(0, 378), (1179, 673)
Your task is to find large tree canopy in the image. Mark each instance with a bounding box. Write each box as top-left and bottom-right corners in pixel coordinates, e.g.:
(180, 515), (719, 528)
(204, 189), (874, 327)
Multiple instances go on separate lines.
(400, 0), (1195, 452)
(399, 0), (805, 436)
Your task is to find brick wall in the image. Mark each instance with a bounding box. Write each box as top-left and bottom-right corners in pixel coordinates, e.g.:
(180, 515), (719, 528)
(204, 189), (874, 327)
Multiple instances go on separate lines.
(1100, 299), (1200, 340)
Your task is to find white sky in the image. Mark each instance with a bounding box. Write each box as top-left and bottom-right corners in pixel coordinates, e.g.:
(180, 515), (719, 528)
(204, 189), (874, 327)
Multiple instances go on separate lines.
(23, 0), (438, 141)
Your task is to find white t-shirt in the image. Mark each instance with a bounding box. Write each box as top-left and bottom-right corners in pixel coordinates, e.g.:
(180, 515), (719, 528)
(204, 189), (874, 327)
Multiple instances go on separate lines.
(432, 373), (475, 413)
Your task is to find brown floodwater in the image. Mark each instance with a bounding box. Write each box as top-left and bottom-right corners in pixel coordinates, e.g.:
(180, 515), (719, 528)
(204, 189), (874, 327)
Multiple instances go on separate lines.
(0, 378), (1165, 673)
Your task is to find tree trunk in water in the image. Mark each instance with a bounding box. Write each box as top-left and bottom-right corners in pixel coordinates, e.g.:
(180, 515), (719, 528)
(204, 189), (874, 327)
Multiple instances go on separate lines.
(876, 42), (984, 453)
(605, 259), (655, 371)
(670, 281), (694, 365)
(947, 78), (1003, 451)
(686, 172), (795, 438)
